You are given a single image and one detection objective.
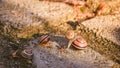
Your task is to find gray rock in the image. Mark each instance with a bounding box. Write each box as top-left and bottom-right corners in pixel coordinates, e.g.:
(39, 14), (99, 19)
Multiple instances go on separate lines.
(32, 45), (114, 68)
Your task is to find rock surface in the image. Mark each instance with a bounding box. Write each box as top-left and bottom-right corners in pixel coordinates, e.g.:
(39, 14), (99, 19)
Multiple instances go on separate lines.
(33, 45), (114, 68)
(82, 14), (120, 45)
(0, 0), (75, 39)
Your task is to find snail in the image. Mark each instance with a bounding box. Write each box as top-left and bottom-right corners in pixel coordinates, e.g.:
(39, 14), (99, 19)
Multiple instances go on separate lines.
(21, 49), (33, 59)
(12, 49), (33, 59)
(65, 30), (87, 49)
(72, 36), (87, 49)
(39, 34), (61, 48)
(39, 34), (50, 45)
(39, 34), (55, 48)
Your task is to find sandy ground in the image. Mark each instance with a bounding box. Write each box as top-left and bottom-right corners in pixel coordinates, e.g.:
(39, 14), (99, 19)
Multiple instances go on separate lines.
(0, 0), (120, 68)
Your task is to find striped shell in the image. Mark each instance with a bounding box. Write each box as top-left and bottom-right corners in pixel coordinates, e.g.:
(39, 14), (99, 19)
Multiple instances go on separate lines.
(39, 34), (50, 44)
(72, 36), (87, 49)
(21, 49), (33, 59)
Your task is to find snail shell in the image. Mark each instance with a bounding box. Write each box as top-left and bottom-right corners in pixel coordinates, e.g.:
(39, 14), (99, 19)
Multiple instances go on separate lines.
(39, 34), (50, 44)
(21, 49), (33, 59)
(72, 36), (87, 49)
(65, 30), (75, 40)
(12, 49), (32, 59)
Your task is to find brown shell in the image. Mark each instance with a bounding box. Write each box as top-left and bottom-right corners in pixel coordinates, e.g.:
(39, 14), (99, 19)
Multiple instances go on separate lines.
(72, 36), (87, 49)
(39, 34), (50, 44)
(65, 30), (75, 40)
(21, 49), (32, 59)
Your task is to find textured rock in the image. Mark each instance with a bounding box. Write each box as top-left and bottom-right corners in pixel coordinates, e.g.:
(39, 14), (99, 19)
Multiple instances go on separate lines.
(0, 0), (75, 39)
(82, 14), (120, 45)
(79, 14), (120, 65)
(33, 43), (114, 68)
(1, 0), (120, 39)
(86, 0), (120, 15)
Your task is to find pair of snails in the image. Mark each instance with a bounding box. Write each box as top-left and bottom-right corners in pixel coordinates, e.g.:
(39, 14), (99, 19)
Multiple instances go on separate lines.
(65, 30), (87, 49)
(39, 30), (87, 49)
